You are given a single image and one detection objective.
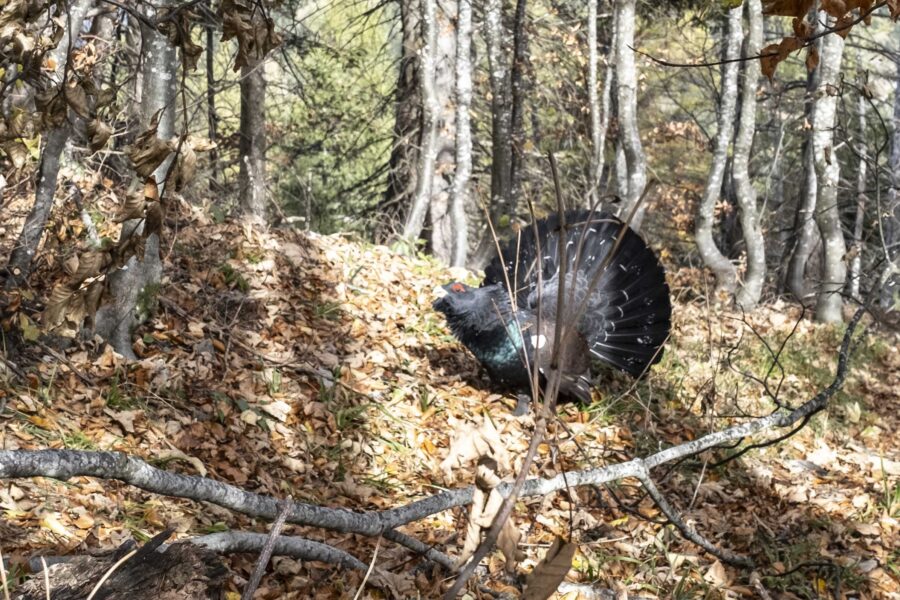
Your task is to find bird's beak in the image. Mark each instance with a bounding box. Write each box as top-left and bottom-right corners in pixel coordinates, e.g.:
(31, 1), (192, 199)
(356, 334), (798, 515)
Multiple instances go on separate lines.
(433, 284), (448, 299)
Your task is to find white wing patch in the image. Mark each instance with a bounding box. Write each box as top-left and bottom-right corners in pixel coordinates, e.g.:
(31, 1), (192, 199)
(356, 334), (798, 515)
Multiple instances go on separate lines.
(530, 334), (547, 349)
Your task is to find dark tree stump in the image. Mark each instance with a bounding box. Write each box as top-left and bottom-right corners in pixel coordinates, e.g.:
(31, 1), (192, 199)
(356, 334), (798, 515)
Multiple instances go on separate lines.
(13, 533), (226, 600)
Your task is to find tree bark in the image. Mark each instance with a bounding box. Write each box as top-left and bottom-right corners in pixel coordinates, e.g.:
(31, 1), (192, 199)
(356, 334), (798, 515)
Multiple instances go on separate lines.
(695, 5), (741, 294)
(882, 28), (900, 308)
(469, 0), (513, 268)
(588, 0), (613, 208)
(508, 0), (528, 208)
(402, 0), (439, 248)
(425, 0), (458, 264)
(733, 0), (765, 309)
(786, 18), (824, 303)
(849, 53), (867, 302)
(812, 19), (846, 323)
(92, 0), (173, 357)
(239, 60), (267, 223)
(377, 0), (421, 242)
(207, 0), (220, 194)
(3, 0), (93, 288)
(449, 0), (472, 267)
(613, 0), (647, 230)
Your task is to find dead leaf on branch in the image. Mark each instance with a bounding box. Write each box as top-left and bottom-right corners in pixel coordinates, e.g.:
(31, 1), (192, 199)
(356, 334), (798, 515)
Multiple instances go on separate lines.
(87, 119), (112, 152)
(127, 116), (174, 179)
(115, 191), (146, 223)
(220, 0), (282, 70)
(157, 7), (204, 71)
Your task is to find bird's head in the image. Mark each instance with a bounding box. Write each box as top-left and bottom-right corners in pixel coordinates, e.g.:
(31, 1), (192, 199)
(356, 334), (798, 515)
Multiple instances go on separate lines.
(433, 282), (510, 337)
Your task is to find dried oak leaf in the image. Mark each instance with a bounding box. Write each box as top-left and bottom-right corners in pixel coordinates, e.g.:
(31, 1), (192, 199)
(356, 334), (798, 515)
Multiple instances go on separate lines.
(87, 119), (112, 152)
(115, 190), (146, 223)
(127, 131), (173, 179)
(524, 537), (577, 600)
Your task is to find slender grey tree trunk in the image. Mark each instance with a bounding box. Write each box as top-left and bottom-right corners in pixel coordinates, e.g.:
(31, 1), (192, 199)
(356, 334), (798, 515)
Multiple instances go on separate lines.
(733, 0), (765, 309)
(377, 0), (421, 242)
(207, 0), (220, 194)
(588, 0), (613, 208)
(812, 20), (846, 323)
(239, 60), (267, 223)
(849, 56), (867, 301)
(695, 6), (741, 294)
(4, 0), (93, 288)
(402, 0), (439, 247)
(613, 0), (647, 230)
(93, 0), (174, 357)
(449, 0), (472, 267)
(786, 18), (824, 303)
(425, 0), (458, 264)
(469, 0), (512, 268)
(882, 28), (900, 308)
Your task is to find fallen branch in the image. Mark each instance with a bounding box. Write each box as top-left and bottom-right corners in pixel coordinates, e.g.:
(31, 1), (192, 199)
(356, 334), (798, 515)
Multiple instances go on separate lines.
(0, 309), (863, 577)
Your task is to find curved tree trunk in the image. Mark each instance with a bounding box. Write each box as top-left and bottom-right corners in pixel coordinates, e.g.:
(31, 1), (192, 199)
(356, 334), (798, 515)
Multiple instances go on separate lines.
(3, 0), (93, 288)
(613, 0), (647, 230)
(93, 0), (174, 357)
(695, 5), (741, 294)
(733, 0), (765, 309)
(812, 18), (846, 323)
(449, 0), (472, 267)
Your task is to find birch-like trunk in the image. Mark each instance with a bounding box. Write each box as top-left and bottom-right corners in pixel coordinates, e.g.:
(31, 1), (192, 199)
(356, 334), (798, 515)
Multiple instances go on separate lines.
(207, 0), (220, 194)
(882, 29), (900, 308)
(239, 60), (267, 223)
(469, 0), (512, 268)
(93, 0), (174, 357)
(402, 0), (439, 246)
(694, 6), (741, 294)
(449, 0), (472, 267)
(733, 0), (765, 309)
(812, 21), (846, 323)
(849, 57), (867, 301)
(588, 0), (612, 208)
(613, 0), (647, 230)
(4, 0), (93, 288)
(425, 0), (458, 264)
(786, 21), (824, 303)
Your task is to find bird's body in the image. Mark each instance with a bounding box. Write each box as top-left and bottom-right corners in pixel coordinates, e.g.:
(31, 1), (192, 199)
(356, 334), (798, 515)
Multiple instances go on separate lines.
(433, 211), (671, 406)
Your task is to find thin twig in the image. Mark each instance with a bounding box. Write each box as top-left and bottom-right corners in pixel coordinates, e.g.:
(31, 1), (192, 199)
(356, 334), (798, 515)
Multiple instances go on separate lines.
(241, 497), (293, 600)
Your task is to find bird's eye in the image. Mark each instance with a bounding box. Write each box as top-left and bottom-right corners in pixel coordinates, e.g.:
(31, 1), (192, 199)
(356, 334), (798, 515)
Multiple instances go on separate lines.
(450, 283), (466, 293)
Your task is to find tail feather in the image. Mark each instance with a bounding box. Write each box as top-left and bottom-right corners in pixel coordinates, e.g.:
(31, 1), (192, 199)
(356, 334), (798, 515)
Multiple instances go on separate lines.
(484, 210), (671, 378)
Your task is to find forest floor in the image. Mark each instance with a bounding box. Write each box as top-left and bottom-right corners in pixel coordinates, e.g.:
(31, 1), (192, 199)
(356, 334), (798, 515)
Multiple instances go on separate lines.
(1, 211), (899, 599)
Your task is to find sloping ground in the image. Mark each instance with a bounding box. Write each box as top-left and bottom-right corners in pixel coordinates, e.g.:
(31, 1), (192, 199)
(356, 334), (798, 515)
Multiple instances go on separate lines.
(1, 215), (898, 599)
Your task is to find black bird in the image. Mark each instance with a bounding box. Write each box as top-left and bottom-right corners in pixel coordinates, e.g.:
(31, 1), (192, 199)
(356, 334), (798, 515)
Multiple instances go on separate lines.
(433, 210), (671, 410)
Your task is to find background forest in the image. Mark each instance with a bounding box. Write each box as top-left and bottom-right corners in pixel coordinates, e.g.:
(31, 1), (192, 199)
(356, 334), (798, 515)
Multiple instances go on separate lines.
(0, 0), (899, 598)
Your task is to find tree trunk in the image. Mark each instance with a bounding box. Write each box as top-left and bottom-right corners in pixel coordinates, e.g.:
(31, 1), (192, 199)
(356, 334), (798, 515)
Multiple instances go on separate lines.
(733, 0), (765, 309)
(207, 0), (220, 194)
(849, 53), (867, 302)
(786, 18), (824, 303)
(468, 0), (512, 268)
(812, 18), (846, 323)
(92, 0), (173, 357)
(449, 0), (472, 267)
(613, 0), (647, 230)
(882, 28), (900, 309)
(508, 0), (528, 208)
(402, 0), (439, 248)
(377, 0), (421, 242)
(425, 0), (458, 264)
(588, 0), (613, 209)
(3, 0), (93, 288)
(239, 59), (267, 223)
(695, 5), (740, 294)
